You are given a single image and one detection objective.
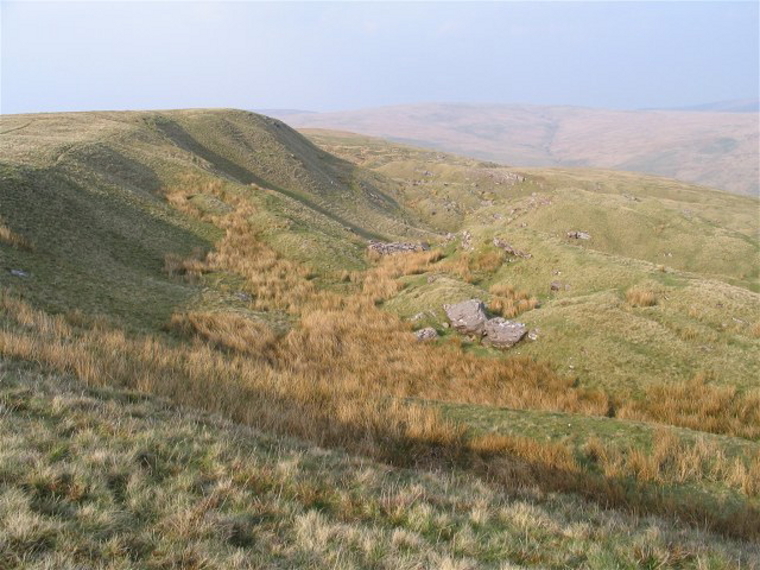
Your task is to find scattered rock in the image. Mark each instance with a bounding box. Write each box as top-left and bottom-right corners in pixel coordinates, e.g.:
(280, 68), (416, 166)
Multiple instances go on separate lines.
(550, 281), (570, 292)
(414, 327), (439, 342)
(493, 238), (532, 259)
(443, 299), (488, 335)
(234, 291), (252, 302)
(9, 269), (29, 278)
(411, 312), (426, 322)
(567, 231), (591, 240)
(367, 241), (430, 256)
(482, 318), (528, 348)
(460, 231), (473, 252)
(527, 329), (540, 341)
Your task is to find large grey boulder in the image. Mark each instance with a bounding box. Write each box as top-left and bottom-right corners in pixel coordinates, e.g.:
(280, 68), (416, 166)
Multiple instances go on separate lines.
(443, 299), (488, 335)
(483, 318), (528, 348)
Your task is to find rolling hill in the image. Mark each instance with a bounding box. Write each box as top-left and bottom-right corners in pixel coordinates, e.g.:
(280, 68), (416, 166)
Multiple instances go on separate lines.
(272, 103), (760, 196)
(1, 109), (759, 567)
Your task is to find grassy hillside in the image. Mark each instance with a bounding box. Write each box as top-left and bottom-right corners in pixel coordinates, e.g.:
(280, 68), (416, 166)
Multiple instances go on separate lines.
(274, 103), (760, 196)
(0, 110), (426, 329)
(303, 130), (760, 394)
(1, 110), (759, 564)
(3, 361), (758, 569)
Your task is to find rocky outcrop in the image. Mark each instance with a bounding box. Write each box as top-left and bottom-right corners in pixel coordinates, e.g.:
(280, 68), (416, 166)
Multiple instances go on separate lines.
(414, 327), (439, 342)
(443, 298), (532, 349)
(368, 241), (430, 256)
(493, 238), (532, 259)
(482, 318), (528, 348)
(443, 299), (488, 335)
(460, 231), (473, 252)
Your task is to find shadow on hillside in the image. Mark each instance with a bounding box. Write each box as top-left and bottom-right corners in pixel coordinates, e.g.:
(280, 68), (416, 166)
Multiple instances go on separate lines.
(153, 118), (402, 241)
(0, 164), (210, 331)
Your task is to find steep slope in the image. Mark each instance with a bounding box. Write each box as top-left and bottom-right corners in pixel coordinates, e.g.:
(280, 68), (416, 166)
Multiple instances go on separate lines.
(0, 110), (426, 327)
(273, 103), (760, 196)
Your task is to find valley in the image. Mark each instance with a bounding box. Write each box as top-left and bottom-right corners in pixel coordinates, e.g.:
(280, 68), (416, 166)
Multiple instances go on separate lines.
(1, 109), (758, 568)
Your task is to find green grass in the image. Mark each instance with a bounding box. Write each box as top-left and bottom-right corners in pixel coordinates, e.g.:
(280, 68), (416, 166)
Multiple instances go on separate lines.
(1, 361), (758, 569)
(303, 130), (760, 391)
(440, 400), (760, 463)
(0, 111), (433, 329)
(1, 110), (759, 565)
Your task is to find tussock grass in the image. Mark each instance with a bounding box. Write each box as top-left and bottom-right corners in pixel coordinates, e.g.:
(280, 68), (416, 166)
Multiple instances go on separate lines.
(0, 219), (33, 251)
(2, 208), (759, 539)
(488, 283), (539, 319)
(360, 249), (445, 303)
(584, 430), (760, 496)
(618, 373), (760, 440)
(166, 311), (278, 356)
(2, 366), (757, 569)
(626, 286), (658, 307)
(2, 110), (760, 556)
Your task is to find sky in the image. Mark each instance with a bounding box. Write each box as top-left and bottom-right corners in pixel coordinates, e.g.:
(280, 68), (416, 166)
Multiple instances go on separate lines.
(1, 1), (758, 114)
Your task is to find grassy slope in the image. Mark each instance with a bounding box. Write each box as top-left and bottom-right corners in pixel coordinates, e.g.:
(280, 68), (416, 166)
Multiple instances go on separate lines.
(2, 361), (758, 569)
(1, 110), (759, 564)
(0, 110), (426, 329)
(276, 103), (760, 196)
(303, 129), (760, 392)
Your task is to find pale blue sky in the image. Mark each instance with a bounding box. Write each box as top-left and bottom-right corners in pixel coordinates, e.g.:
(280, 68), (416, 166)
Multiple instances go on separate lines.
(2, 1), (758, 114)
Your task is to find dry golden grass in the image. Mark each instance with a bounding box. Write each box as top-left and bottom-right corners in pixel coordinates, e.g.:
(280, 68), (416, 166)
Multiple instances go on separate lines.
(166, 311), (278, 356)
(2, 177), (759, 541)
(2, 367), (756, 569)
(470, 249), (505, 272)
(3, 294), (758, 540)
(359, 249), (445, 303)
(584, 431), (760, 497)
(626, 287), (658, 307)
(163, 248), (208, 282)
(438, 253), (476, 283)
(488, 283), (539, 318)
(0, 219), (33, 251)
(435, 250), (510, 285)
(617, 373), (760, 440)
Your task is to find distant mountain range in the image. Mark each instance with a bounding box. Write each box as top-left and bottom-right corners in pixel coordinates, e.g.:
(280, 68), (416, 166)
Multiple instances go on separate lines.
(669, 98), (759, 113)
(268, 101), (759, 196)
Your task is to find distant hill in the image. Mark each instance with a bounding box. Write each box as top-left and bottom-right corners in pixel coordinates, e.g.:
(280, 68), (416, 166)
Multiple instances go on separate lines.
(672, 98), (760, 113)
(272, 103), (760, 196)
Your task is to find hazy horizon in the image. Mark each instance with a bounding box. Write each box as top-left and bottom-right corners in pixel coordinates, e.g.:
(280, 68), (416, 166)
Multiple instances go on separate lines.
(2, 1), (758, 115)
